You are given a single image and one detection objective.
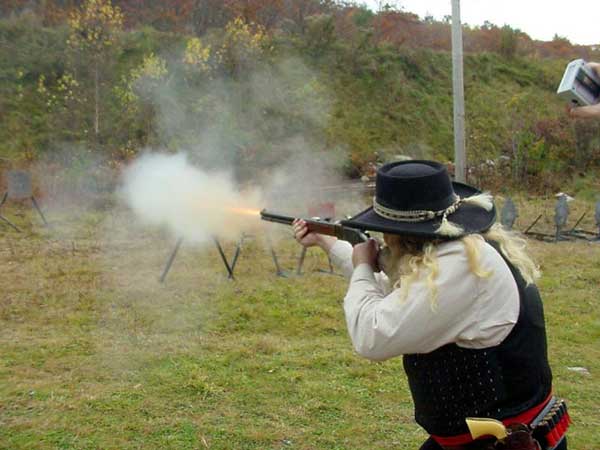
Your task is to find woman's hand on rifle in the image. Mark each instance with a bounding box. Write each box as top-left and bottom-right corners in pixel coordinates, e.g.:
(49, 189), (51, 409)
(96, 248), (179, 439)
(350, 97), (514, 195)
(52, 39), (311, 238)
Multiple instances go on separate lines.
(292, 218), (337, 252)
(352, 238), (380, 271)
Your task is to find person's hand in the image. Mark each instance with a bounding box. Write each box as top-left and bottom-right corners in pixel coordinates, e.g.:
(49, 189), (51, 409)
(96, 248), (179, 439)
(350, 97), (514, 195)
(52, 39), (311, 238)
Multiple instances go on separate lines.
(569, 102), (600, 118)
(569, 62), (600, 119)
(292, 218), (337, 251)
(352, 238), (380, 270)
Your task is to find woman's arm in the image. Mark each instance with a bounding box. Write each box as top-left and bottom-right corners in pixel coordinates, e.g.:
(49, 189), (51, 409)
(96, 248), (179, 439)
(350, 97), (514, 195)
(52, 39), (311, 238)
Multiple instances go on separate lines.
(293, 218), (387, 282)
(343, 241), (519, 360)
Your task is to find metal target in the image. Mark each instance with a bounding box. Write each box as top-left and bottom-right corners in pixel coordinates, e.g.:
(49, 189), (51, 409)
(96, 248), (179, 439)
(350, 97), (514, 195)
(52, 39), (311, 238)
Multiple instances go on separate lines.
(554, 196), (569, 229)
(500, 197), (518, 229)
(595, 201), (600, 227)
(7, 170), (33, 200)
(1, 170), (48, 228)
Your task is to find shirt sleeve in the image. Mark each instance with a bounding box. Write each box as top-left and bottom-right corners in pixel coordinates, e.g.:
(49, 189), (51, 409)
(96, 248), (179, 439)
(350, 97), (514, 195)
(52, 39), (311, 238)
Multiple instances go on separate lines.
(342, 241), (519, 360)
(328, 240), (392, 291)
(328, 240), (354, 278)
(457, 242), (520, 349)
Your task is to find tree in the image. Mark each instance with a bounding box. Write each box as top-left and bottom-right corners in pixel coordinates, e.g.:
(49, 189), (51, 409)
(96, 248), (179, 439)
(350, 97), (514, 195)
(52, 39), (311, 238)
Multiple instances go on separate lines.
(502, 91), (559, 185)
(371, 10), (421, 48)
(67, 0), (123, 145)
(499, 25), (518, 58)
(375, 0), (402, 12)
(115, 52), (168, 151)
(189, 0), (232, 35)
(223, 0), (284, 30)
(116, 0), (194, 32)
(281, 0), (326, 35)
(216, 16), (270, 77)
(572, 120), (600, 171)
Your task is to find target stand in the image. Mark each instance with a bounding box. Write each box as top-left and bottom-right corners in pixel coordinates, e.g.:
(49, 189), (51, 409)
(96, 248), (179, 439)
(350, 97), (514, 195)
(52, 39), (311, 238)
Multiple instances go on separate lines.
(0, 171), (48, 232)
(523, 197), (599, 242)
(595, 201), (600, 241)
(297, 202), (341, 277)
(159, 236), (239, 283)
(273, 202), (341, 277)
(159, 233), (285, 283)
(0, 192), (19, 231)
(563, 200), (600, 241)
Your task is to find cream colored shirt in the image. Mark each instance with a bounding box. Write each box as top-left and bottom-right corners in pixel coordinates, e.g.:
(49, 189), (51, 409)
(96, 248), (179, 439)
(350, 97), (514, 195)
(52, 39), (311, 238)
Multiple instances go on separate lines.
(329, 239), (520, 360)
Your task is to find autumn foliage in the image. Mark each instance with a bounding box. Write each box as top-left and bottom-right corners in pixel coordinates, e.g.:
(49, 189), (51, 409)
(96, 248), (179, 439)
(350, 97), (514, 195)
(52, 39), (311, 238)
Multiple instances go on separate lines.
(1, 0), (599, 192)
(2, 1), (597, 59)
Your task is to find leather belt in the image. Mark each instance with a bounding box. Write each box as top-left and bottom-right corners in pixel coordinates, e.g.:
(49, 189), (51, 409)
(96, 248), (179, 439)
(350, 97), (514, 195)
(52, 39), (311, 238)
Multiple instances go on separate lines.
(433, 396), (571, 450)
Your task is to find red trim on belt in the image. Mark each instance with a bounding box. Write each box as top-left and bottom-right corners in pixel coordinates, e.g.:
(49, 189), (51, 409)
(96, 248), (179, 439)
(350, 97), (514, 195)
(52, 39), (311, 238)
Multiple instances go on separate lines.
(430, 393), (553, 447)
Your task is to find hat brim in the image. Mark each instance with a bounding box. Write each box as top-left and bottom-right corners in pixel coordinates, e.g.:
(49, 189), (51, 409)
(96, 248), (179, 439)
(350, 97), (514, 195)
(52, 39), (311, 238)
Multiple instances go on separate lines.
(341, 182), (496, 239)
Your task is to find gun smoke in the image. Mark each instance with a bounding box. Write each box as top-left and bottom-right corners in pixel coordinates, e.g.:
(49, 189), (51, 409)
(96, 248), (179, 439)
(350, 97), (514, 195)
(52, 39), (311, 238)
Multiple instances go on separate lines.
(121, 152), (263, 244)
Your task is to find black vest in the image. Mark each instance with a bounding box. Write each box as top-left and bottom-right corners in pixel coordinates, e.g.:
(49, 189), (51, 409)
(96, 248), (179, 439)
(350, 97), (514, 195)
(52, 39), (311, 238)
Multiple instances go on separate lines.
(402, 243), (553, 437)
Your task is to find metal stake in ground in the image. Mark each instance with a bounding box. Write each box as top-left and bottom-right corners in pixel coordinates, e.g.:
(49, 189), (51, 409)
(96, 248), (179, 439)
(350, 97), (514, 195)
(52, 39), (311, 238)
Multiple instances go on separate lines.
(523, 214), (542, 235)
(569, 211), (587, 232)
(0, 191), (20, 232)
(522, 213), (555, 242)
(228, 234), (245, 278)
(265, 233), (286, 277)
(317, 255), (336, 276)
(296, 246), (337, 276)
(297, 203), (339, 276)
(160, 236), (241, 283)
(297, 247), (307, 275)
(595, 201), (600, 240)
(212, 237), (235, 280)
(31, 196), (48, 226)
(159, 237), (184, 283)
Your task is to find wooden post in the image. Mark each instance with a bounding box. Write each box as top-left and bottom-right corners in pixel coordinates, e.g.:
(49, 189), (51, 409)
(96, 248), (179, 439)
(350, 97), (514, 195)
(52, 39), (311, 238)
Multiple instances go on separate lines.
(451, 0), (466, 182)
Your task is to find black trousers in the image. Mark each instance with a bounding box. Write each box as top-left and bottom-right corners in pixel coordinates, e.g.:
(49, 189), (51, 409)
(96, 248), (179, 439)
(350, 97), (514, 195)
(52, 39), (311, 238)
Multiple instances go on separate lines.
(419, 436), (567, 450)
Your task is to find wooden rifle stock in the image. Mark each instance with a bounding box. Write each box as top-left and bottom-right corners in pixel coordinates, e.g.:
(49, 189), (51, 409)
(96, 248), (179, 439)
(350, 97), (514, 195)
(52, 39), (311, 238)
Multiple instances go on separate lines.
(260, 209), (368, 246)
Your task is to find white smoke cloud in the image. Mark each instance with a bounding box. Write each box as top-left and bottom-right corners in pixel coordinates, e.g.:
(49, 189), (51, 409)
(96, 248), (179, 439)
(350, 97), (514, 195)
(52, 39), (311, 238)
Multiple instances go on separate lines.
(121, 152), (263, 244)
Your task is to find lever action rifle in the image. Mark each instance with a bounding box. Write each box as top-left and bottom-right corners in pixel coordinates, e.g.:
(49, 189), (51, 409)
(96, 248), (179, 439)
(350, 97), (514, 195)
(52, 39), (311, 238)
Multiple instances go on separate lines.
(260, 209), (369, 246)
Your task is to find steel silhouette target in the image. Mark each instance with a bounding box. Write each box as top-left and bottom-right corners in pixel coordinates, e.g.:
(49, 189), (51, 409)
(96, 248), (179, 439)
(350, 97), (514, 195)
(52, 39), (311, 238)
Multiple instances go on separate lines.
(554, 196), (569, 228)
(0, 170), (48, 231)
(7, 171), (33, 200)
(554, 195), (570, 240)
(500, 197), (518, 229)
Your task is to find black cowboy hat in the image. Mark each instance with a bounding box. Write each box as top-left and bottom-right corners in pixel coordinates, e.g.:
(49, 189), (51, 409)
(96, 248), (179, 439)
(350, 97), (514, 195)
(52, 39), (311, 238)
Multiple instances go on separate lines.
(341, 160), (496, 238)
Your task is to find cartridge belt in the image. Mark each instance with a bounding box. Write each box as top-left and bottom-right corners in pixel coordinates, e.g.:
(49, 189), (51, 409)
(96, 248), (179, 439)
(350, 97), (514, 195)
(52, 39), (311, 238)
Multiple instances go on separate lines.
(530, 397), (570, 450)
(432, 395), (571, 450)
(432, 393), (552, 448)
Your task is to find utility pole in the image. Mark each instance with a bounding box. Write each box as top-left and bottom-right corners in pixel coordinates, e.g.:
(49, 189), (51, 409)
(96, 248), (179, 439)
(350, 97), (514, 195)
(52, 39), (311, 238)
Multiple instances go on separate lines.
(451, 0), (466, 182)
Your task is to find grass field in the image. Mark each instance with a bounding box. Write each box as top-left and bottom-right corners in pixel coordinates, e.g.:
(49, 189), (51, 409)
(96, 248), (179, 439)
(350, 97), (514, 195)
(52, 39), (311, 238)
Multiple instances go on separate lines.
(1, 198), (599, 450)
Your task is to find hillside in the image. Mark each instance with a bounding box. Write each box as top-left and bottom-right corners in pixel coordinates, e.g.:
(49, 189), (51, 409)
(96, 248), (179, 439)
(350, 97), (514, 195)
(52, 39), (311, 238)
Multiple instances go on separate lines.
(1, 2), (599, 193)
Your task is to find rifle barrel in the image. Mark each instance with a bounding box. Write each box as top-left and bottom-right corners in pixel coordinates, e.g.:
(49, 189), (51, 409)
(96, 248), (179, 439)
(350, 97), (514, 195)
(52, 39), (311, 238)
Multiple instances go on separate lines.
(261, 209), (335, 234)
(260, 210), (295, 225)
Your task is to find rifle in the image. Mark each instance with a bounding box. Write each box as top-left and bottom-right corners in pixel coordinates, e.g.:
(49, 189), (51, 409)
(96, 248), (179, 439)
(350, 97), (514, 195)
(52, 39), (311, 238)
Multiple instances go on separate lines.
(260, 209), (369, 246)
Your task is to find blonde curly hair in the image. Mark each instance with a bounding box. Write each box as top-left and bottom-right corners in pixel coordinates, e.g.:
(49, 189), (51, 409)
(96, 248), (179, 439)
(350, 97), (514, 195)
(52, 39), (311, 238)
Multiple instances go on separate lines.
(384, 224), (540, 310)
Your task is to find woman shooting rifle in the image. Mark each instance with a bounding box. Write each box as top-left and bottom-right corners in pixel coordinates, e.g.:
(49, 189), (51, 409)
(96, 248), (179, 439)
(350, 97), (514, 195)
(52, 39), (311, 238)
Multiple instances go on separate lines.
(293, 160), (568, 450)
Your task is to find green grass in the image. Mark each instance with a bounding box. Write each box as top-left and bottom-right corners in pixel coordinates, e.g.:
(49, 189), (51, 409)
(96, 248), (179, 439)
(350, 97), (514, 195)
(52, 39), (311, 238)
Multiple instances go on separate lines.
(0, 201), (599, 449)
